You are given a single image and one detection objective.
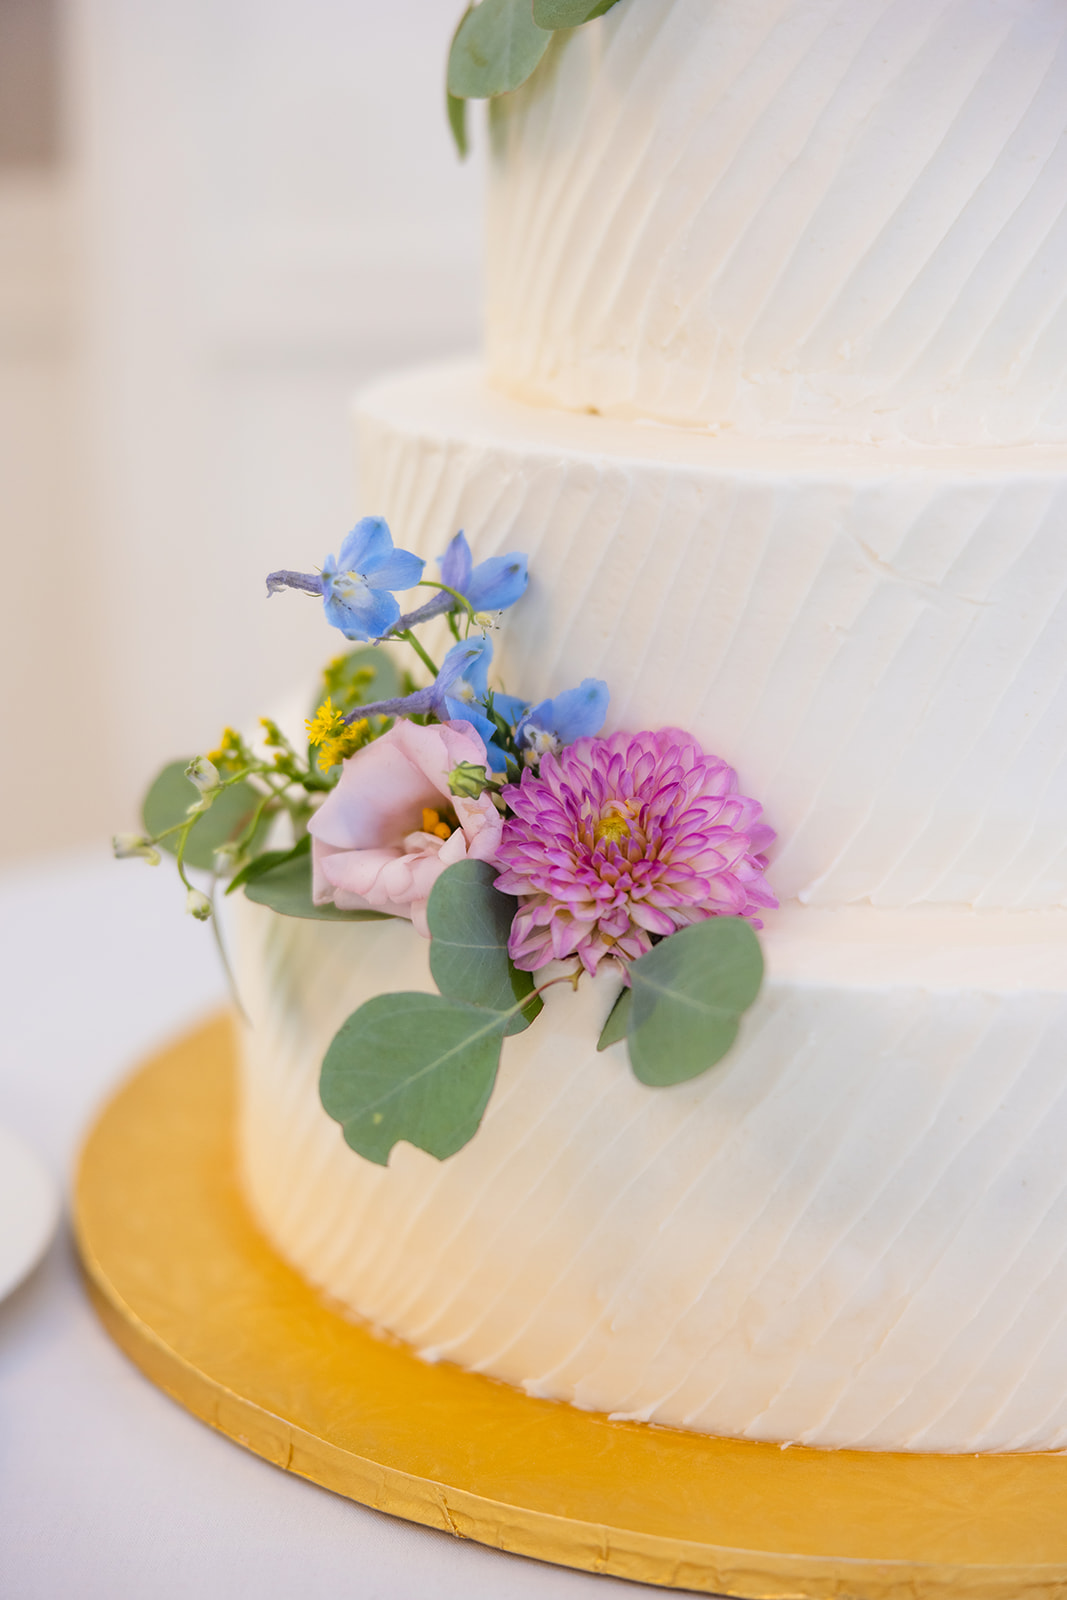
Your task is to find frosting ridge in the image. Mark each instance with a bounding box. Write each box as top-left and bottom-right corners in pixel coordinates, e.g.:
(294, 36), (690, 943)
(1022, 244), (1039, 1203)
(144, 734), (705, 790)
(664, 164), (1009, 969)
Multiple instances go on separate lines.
(486, 0), (1067, 444)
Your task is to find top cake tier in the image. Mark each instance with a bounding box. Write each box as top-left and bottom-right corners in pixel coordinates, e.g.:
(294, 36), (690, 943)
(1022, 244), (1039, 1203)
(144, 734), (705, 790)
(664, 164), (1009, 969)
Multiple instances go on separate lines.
(486, 0), (1067, 446)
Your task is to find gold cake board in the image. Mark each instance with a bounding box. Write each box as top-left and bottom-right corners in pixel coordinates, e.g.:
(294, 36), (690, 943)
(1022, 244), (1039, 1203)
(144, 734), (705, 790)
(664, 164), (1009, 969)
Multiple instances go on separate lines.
(74, 1014), (1067, 1599)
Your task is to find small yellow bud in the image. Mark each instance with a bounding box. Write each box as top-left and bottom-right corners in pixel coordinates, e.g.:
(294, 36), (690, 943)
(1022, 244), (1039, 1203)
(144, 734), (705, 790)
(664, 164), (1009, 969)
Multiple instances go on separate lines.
(306, 697), (345, 747)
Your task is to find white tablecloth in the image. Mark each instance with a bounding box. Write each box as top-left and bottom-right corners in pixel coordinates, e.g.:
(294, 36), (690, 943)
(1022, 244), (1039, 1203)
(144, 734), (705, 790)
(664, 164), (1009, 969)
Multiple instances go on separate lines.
(0, 850), (688, 1599)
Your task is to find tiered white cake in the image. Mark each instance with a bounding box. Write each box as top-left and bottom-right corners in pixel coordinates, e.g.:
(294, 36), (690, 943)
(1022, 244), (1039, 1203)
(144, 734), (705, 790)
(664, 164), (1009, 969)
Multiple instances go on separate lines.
(234, 0), (1067, 1453)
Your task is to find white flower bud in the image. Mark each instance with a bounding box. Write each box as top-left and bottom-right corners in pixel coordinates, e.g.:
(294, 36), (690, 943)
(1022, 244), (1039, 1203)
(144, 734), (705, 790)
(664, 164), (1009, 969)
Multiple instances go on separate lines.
(185, 887), (212, 921)
(185, 756), (220, 794)
(112, 833), (161, 865)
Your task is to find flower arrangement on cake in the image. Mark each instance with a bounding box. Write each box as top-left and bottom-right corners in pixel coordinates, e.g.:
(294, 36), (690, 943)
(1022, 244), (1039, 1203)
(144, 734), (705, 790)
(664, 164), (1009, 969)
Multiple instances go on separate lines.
(116, 514), (776, 1165)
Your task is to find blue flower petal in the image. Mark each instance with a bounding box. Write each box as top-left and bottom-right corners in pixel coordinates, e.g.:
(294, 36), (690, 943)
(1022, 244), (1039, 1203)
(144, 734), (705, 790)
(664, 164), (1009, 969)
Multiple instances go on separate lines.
(463, 642), (492, 699)
(336, 516), (393, 574)
(519, 678), (609, 748)
(483, 739), (509, 774)
(434, 636), (493, 697)
(323, 583), (400, 642)
(364, 547), (425, 593)
(444, 701), (500, 756)
(438, 531), (473, 592)
(466, 553), (529, 612)
(491, 692), (529, 729)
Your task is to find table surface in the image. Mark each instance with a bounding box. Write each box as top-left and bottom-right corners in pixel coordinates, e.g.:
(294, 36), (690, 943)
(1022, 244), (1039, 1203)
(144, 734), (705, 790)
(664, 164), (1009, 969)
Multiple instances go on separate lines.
(0, 849), (687, 1600)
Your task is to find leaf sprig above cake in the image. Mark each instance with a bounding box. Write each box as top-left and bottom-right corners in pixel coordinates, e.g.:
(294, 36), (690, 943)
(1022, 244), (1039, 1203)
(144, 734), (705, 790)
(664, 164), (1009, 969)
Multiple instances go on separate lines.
(116, 515), (777, 1163)
(446, 0), (623, 157)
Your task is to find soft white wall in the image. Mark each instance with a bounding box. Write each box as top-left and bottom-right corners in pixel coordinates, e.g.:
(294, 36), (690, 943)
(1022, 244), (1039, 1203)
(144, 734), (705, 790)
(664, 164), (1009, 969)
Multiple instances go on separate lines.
(0, 0), (484, 862)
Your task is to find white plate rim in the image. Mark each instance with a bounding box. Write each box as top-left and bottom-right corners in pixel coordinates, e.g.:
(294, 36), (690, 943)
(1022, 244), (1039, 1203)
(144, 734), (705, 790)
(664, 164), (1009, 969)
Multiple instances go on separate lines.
(0, 1122), (59, 1303)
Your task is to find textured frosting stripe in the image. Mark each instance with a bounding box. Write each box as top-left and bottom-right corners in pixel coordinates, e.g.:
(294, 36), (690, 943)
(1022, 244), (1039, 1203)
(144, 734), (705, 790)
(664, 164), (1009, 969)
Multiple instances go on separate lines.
(234, 897), (1067, 1452)
(356, 365), (1067, 908)
(486, 0), (1067, 444)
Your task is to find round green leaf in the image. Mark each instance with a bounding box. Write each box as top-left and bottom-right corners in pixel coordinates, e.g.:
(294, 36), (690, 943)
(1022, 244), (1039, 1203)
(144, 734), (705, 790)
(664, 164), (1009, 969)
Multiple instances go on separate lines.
(532, 0), (619, 27)
(427, 859), (541, 1033)
(447, 5), (473, 155)
(626, 919), (764, 1086)
(225, 833), (310, 895)
(142, 761), (263, 873)
(447, 87), (469, 157)
(243, 850), (390, 923)
(312, 645), (402, 721)
(596, 984), (632, 1051)
(320, 992), (508, 1164)
(447, 0), (551, 100)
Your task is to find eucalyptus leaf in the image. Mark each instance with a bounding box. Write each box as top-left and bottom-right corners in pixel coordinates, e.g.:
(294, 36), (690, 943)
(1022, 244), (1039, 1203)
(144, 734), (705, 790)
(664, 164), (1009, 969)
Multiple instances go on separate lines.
(626, 919), (764, 1086)
(320, 992), (508, 1164)
(142, 761), (263, 873)
(313, 644), (402, 721)
(596, 984), (632, 1051)
(243, 850), (390, 923)
(447, 4), (473, 154)
(225, 832), (310, 895)
(447, 87), (469, 157)
(427, 859), (541, 1034)
(447, 0), (550, 100)
(532, 0), (619, 27)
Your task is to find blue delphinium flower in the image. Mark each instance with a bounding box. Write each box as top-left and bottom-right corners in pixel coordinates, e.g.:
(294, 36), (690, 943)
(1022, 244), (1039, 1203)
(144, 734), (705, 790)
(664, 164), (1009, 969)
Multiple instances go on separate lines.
(329, 637), (510, 768)
(394, 531), (528, 631)
(515, 680), (610, 758)
(442, 531), (528, 614)
(266, 517), (424, 642)
(430, 637), (508, 766)
(328, 634), (608, 774)
(331, 636), (492, 727)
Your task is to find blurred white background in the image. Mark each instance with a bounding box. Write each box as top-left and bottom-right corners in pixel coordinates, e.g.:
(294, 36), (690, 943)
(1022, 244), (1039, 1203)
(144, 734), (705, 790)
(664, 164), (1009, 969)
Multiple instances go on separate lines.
(0, 0), (484, 864)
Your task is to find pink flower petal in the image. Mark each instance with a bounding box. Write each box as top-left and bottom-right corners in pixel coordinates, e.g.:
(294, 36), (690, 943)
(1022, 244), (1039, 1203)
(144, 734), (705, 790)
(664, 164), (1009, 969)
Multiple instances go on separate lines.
(307, 717), (499, 935)
(496, 726), (776, 975)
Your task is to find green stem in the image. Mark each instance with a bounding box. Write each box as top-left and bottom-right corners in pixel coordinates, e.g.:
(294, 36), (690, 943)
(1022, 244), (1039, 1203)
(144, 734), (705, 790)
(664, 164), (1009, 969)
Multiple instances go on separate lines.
(401, 629), (440, 679)
(174, 814), (198, 895)
(232, 788), (275, 857)
(494, 966), (581, 1027)
(209, 879), (250, 1024)
(415, 579), (479, 630)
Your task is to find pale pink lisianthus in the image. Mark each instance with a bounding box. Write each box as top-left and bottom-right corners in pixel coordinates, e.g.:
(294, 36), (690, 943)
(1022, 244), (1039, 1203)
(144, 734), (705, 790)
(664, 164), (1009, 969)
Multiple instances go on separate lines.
(308, 718), (502, 936)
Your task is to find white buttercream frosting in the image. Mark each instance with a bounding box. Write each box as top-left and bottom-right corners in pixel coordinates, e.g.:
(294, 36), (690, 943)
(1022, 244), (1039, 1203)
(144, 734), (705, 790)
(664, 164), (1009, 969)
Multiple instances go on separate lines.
(356, 363), (1067, 910)
(486, 0), (1067, 445)
(235, 895), (1067, 1453)
(233, 1), (1067, 1452)
(231, 360), (1067, 1452)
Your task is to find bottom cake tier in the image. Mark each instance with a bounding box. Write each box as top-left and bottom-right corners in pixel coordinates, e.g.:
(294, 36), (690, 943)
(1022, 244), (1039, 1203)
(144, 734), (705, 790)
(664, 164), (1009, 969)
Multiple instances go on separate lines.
(232, 896), (1067, 1454)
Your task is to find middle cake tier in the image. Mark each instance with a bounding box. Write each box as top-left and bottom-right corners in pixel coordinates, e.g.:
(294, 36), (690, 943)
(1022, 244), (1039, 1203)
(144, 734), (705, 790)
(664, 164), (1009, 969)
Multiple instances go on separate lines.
(358, 362), (1067, 909)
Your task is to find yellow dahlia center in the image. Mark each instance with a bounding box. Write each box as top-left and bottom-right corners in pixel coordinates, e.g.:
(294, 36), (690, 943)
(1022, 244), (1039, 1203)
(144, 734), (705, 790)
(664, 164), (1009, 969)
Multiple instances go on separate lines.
(593, 810), (631, 846)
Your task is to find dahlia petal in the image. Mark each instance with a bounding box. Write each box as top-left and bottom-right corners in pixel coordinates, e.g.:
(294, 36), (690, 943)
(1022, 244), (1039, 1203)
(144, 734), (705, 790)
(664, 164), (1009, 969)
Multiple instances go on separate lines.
(497, 726), (774, 971)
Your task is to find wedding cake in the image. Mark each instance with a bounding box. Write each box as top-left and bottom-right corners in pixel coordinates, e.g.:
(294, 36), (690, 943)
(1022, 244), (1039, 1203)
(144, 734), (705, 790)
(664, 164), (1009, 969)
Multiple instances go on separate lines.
(232, 0), (1067, 1453)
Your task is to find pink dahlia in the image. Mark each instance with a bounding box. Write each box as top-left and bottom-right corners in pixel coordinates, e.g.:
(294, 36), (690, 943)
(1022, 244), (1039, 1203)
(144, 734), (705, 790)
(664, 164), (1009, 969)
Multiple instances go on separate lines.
(495, 729), (776, 975)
